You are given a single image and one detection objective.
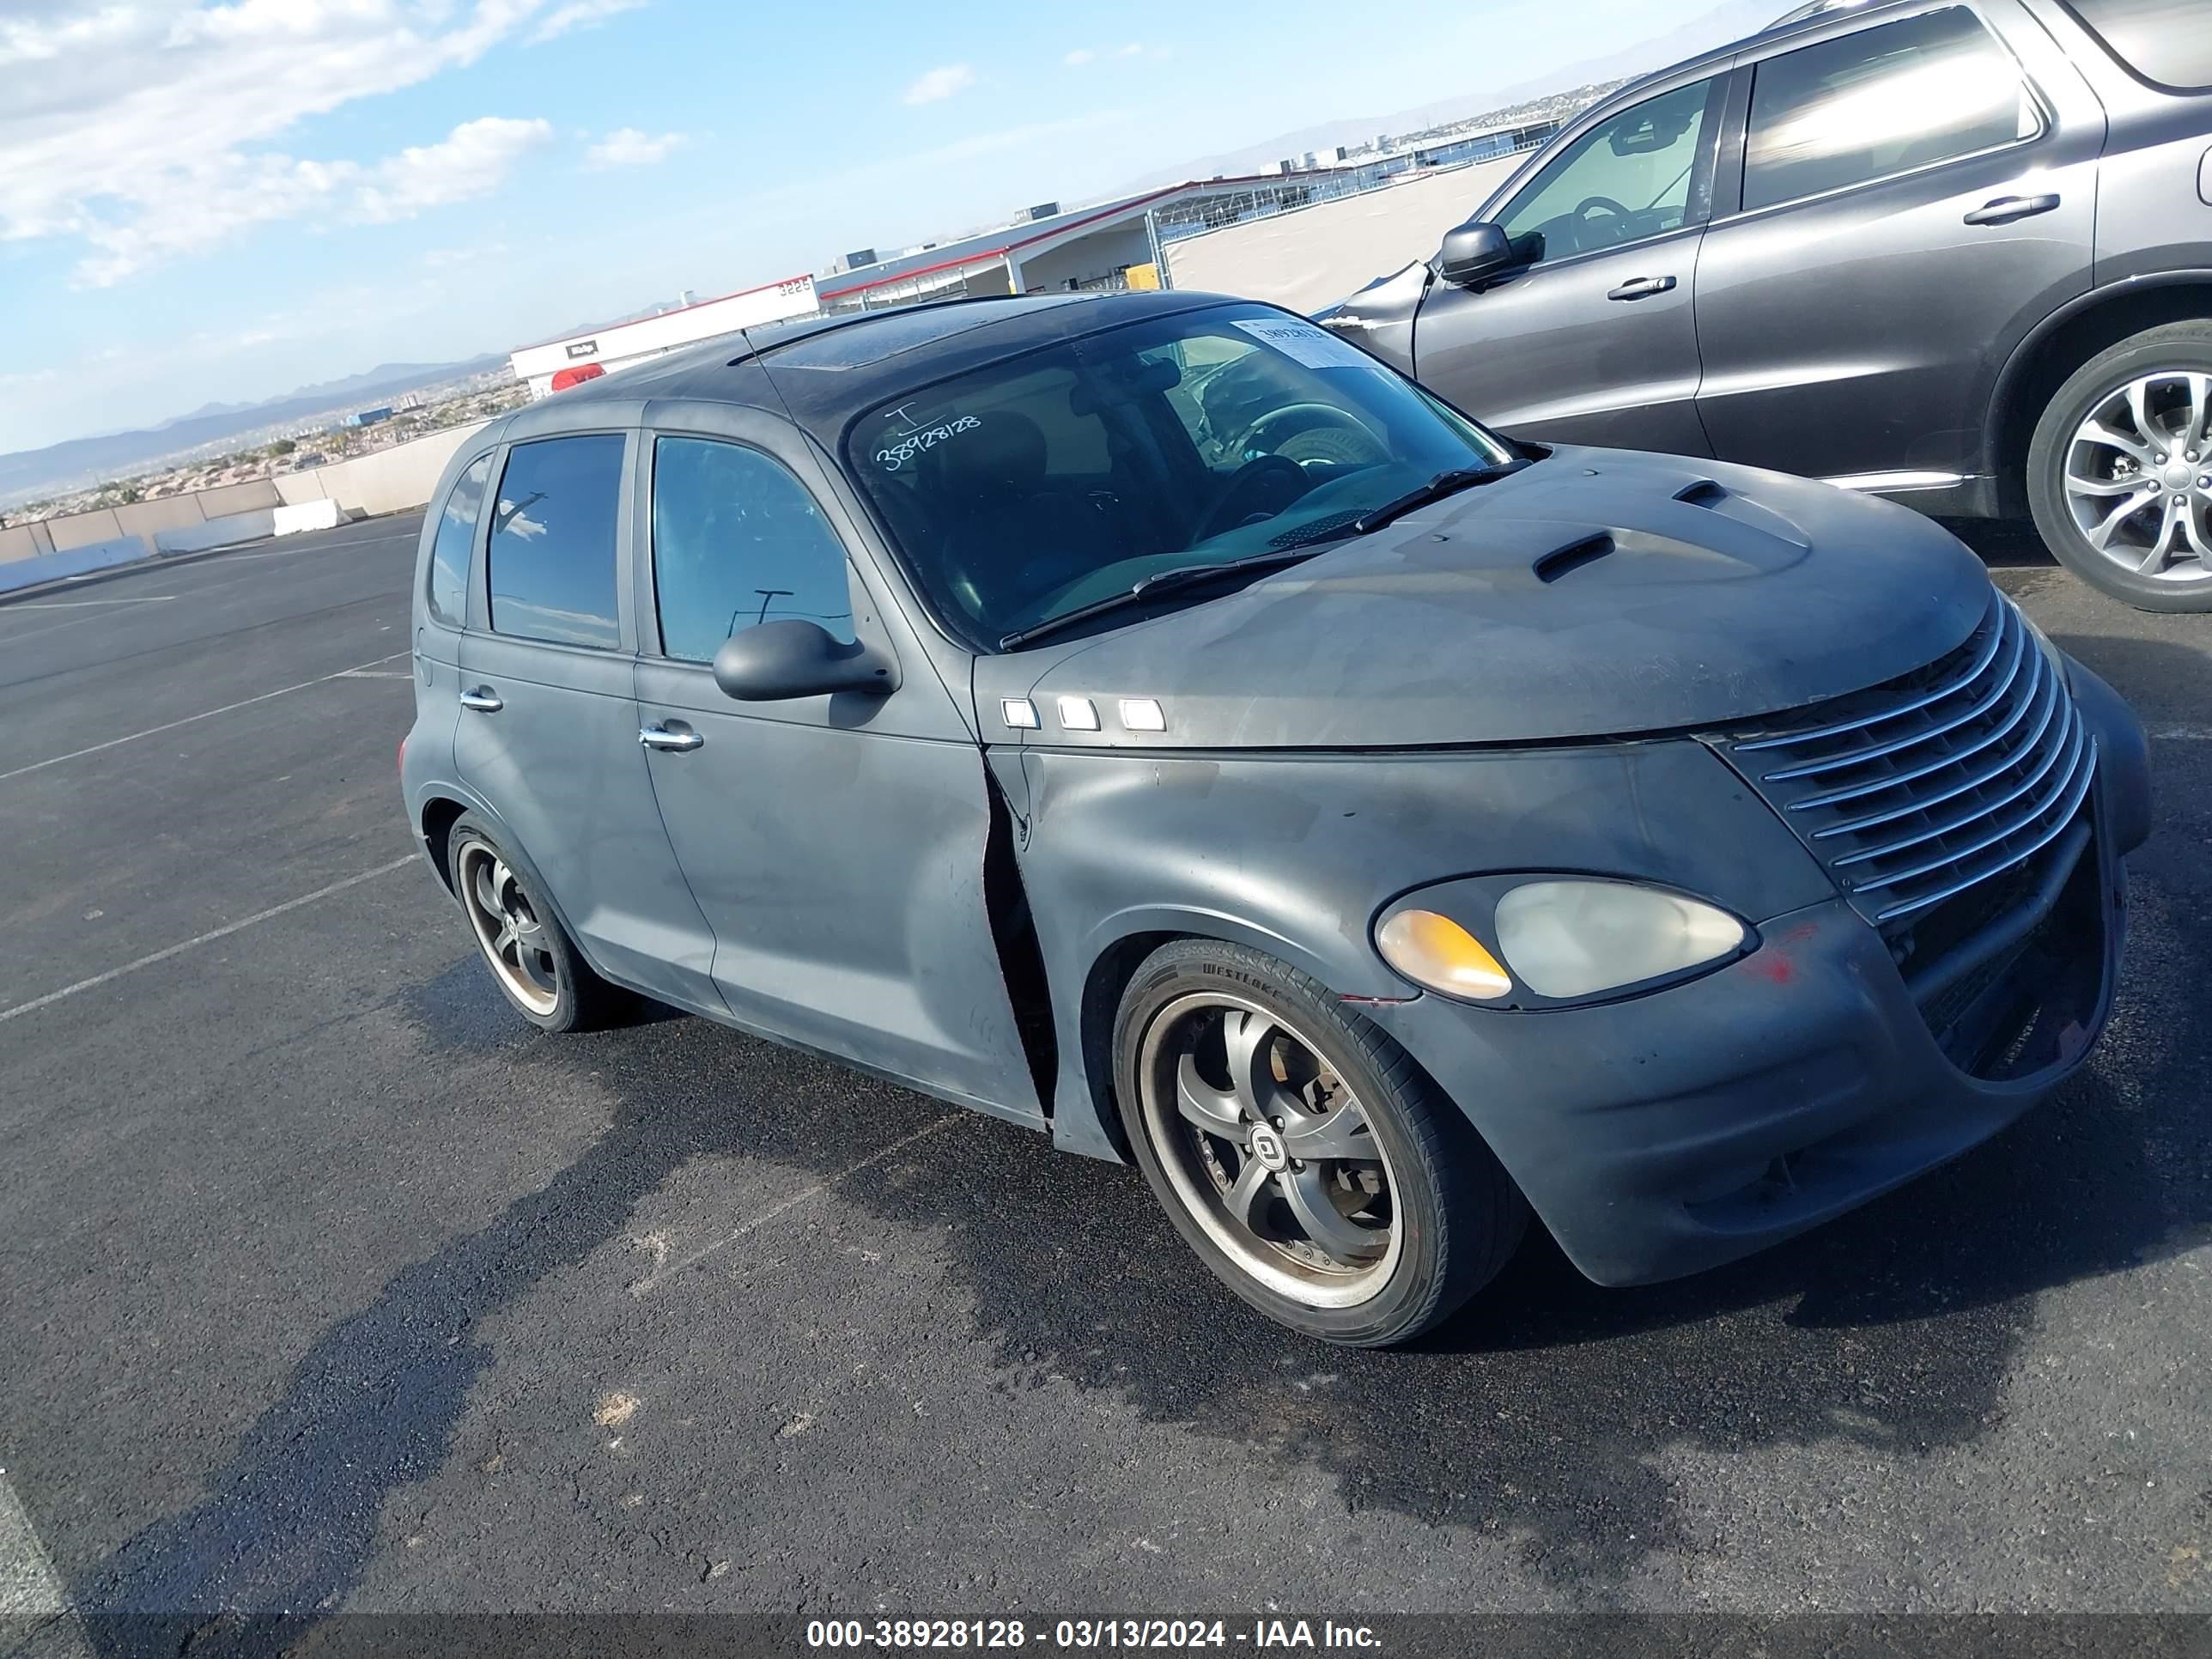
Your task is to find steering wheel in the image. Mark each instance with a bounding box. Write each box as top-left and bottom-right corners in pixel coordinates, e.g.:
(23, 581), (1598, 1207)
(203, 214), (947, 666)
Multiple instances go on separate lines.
(1193, 454), (1310, 542)
(1575, 195), (1631, 221)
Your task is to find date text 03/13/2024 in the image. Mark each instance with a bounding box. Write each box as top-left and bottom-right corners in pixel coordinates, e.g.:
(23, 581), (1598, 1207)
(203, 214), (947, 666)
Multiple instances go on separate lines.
(804, 1619), (1384, 1650)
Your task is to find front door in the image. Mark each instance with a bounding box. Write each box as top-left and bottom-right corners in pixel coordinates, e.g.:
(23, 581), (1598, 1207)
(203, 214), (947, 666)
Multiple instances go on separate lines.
(1692, 2), (2100, 492)
(453, 429), (719, 1008)
(629, 415), (1042, 1121)
(1412, 73), (1729, 455)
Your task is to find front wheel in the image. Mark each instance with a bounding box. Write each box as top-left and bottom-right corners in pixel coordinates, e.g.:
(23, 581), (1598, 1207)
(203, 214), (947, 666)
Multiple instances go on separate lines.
(1112, 939), (1527, 1347)
(2027, 323), (2212, 612)
(447, 813), (629, 1033)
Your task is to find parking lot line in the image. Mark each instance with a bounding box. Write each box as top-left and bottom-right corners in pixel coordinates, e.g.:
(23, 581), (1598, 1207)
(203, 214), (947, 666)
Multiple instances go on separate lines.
(3, 597), (178, 609)
(0, 854), (420, 1027)
(0, 1468), (91, 1656)
(629, 1112), (969, 1297)
(0, 650), (410, 783)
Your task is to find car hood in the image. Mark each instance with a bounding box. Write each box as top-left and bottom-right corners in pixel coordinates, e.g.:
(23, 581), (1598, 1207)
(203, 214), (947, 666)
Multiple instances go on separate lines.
(972, 447), (1993, 749)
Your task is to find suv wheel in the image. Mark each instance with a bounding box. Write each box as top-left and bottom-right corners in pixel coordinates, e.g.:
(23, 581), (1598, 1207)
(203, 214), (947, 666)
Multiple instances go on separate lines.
(448, 813), (628, 1032)
(2028, 322), (2212, 612)
(1112, 939), (1527, 1347)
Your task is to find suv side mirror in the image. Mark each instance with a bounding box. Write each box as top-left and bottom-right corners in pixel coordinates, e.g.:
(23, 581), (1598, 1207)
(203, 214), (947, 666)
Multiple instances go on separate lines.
(1437, 221), (1518, 288)
(712, 620), (898, 702)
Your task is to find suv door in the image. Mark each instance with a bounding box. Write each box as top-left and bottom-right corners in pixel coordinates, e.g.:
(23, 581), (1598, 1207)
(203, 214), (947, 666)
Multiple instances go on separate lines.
(453, 429), (719, 1006)
(1412, 73), (1729, 453)
(1692, 1), (2100, 502)
(630, 405), (1043, 1121)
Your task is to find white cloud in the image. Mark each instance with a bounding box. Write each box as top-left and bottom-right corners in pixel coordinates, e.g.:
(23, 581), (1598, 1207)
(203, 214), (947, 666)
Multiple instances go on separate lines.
(529, 0), (646, 44)
(902, 63), (976, 106)
(1062, 47), (1092, 66)
(1117, 42), (1144, 57)
(354, 116), (552, 222)
(585, 127), (687, 168)
(72, 116), (553, 286)
(0, 2), (580, 283)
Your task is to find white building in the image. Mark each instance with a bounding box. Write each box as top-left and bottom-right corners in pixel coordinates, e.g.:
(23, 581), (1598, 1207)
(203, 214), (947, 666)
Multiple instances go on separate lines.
(508, 274), (821, 398)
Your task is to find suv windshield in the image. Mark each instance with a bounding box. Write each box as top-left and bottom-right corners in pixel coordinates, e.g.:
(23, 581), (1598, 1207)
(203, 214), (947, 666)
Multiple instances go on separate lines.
(844, 306), (1516, 649)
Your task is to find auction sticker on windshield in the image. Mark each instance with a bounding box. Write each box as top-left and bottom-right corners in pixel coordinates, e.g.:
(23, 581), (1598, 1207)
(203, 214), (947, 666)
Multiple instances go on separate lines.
(1231, 316), (1382, 372)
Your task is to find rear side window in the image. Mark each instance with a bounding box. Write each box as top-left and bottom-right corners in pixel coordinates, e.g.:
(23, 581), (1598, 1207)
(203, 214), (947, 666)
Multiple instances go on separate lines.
(650, 437), (856, 661)
(486, 434), (626, 649)
(426, 453), (489, 627)
(1743, 8), (2041, 213)
(2061, 0), (2212, 90)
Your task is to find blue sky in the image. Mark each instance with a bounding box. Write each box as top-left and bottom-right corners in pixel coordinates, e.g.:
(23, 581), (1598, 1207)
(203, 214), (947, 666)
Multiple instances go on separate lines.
(0, 0), (1692, 455)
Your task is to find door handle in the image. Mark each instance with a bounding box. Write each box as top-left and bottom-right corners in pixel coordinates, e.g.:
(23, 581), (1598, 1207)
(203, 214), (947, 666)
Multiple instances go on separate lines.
(1964, 193), (2059, 227)
(459, 687), (503, 714)
(1607, 276), (1678, 301)
(638, 724), (705, 752)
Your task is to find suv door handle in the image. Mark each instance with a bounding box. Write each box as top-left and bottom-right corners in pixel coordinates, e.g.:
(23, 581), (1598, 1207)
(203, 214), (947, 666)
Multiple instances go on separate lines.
(1964, 193), (2059, 226)
(1607, 276), (1677, 301)
(459, 687), (503, 714)
(638, 723), (704, 752)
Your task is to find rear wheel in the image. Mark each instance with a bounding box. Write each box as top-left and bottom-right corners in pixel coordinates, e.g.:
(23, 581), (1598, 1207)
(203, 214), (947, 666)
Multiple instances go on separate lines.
(447, 814), (628, 1032)
(2027, 323), (2212, 612)
(1112, 939), (1527, 1347)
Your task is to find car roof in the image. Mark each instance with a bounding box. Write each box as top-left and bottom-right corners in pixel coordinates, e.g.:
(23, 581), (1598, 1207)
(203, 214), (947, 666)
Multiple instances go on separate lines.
(536, 289), (1241, 447)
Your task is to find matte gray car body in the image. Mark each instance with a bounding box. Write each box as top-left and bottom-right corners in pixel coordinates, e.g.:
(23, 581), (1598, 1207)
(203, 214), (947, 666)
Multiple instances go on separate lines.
(399, 290), (2150, 1302)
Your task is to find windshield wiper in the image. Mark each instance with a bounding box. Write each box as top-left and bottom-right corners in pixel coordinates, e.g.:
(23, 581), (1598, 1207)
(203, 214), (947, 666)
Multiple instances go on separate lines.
(1350, 461), (1528, 536)
(997, 549), (1321, 652)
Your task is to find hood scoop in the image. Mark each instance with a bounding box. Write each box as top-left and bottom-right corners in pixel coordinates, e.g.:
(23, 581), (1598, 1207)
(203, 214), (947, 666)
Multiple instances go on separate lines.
(1533, 532), (1616, 584)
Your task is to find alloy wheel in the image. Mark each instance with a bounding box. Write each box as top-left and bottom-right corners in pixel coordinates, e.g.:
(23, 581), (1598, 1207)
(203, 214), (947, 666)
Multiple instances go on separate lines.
(2063, 371), (2212, 584)
(1135, 991), (1402, 1308)
(456, 842), (560, 1016)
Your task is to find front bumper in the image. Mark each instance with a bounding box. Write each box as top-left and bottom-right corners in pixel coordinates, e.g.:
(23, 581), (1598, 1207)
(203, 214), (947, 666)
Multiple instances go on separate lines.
(1366, 662), (2148, 1288)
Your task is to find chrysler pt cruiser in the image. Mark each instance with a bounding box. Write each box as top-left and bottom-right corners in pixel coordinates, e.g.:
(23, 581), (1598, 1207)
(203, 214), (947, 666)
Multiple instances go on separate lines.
(399, 291), (2150, 1346)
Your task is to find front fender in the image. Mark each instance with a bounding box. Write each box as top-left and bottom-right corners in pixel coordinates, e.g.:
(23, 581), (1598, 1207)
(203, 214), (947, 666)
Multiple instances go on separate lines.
(996, 739), (1833, 1161)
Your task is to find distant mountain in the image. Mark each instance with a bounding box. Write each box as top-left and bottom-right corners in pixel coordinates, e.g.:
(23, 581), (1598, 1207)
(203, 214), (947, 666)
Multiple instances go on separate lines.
(0, 355), (507, 503)
(1131, 0), (1778, 185)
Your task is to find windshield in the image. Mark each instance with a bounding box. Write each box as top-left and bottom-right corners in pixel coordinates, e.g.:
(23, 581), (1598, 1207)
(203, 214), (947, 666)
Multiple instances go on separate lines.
(844, 305), (1517, 650)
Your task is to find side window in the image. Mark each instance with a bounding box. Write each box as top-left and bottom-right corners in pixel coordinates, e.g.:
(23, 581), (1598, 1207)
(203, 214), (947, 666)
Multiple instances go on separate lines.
(2061, 0), (2212, 91)
(650, 437), (857, 662)
(1743, 9), (2041, 213)
(486, 434), (626, 650)
(426, 453), (489, 628)
(1495, 78), (1717, 265)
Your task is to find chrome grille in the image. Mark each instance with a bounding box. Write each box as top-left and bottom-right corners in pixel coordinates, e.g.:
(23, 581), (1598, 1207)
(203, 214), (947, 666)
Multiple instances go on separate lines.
(1718, 593), (2098, 927)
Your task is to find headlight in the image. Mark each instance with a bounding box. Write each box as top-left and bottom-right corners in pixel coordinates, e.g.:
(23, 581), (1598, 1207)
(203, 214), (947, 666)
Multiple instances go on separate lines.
(1493, 880), (1745, 1000)
(1375, 908), (1513, 1000)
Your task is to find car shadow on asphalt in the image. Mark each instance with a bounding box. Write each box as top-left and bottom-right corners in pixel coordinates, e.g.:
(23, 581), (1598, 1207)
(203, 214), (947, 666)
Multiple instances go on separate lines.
(72, 832), (2209, 1644)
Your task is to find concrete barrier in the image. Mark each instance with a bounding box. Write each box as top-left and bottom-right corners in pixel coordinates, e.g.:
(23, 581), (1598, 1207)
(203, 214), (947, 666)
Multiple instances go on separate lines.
(274, 418), (491, 517)
(0, 534), (153, 594)
(152, 507), (278, 556)
(274, 498), (342, 536)
(0, 520), (58, 565)
(1164, 155), (1524, 316)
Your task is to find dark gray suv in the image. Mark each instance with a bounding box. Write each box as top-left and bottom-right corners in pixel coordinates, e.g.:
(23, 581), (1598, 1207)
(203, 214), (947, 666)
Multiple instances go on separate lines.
(399, 291), (2148, 1346)
(1321, 0), (2212, 611)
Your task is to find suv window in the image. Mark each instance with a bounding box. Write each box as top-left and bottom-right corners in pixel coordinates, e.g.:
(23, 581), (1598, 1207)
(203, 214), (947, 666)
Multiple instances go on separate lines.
(1742, 8), (2040, 213)
(486, 434), (626, 650)
(650, 437), (856, 660)
(2061, 0), (2212, 91)
(1495, 78), (1717, 264)
(427, 453), (489, 628)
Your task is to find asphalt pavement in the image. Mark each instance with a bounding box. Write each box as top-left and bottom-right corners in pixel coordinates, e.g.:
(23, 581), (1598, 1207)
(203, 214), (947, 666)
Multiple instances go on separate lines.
(0, 513), (2207, 1636)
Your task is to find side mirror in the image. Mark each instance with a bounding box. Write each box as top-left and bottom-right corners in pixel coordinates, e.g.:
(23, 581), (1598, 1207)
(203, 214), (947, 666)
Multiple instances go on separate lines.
(711, 620), (898, 702)
(1437, 221), (1518, 288)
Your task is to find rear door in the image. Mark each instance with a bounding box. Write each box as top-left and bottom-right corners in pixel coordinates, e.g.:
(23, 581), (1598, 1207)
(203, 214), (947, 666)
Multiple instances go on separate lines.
(453, 429), (719, 1006)
(1692, 1), (2101, 497)
(629, 404), (1042, 1121)
(1411, 72), (1729, 454)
